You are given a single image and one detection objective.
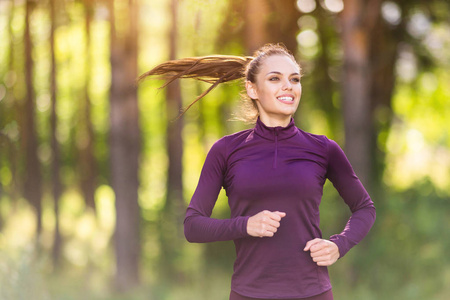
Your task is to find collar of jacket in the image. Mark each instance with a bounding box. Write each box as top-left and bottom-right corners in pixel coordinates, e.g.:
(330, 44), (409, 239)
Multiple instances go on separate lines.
(253, 117), (298, 141)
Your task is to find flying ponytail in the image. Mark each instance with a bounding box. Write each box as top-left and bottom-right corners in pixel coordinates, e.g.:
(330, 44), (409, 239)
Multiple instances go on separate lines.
(138, 55), (253, 115)
(138, 43), (299, 121)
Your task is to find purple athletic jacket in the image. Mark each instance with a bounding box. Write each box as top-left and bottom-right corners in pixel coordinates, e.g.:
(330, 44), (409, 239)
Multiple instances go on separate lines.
(184, 117), (376, 299)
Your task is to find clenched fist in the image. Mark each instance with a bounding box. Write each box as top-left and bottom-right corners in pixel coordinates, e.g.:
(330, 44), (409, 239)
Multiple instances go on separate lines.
(304, 238), (340, 266)
(247, 210), (286, 238)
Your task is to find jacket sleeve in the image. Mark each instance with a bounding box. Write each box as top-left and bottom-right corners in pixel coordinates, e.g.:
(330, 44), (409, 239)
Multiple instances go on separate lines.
(184, 138), (249, 243)
(325, 139), (376, 257)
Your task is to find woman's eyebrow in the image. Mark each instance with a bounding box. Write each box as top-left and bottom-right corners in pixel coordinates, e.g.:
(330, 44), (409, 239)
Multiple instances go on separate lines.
(266, 71), (300, 76)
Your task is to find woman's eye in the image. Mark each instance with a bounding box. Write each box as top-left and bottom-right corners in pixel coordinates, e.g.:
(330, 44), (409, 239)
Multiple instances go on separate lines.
(291, 77), (300, 83)
(269, 77), (279, 81)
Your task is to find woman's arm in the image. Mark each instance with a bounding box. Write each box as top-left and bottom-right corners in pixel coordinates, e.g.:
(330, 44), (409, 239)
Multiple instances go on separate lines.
(325, 139), (376, 258)
(184, 139), (250, 243)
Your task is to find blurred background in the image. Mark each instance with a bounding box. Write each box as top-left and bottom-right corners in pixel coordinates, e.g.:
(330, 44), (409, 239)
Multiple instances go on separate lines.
(0, 0), (449, 299)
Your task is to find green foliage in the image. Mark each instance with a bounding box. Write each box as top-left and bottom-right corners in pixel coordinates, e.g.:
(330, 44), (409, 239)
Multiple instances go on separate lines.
(0, 0), (449, 299)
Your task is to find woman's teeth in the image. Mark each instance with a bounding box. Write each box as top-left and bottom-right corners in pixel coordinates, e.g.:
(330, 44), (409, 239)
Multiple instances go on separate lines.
(277, 96), (293, 102)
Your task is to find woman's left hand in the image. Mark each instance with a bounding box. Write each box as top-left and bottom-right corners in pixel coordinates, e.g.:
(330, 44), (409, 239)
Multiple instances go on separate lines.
(303, 238), (340, 266)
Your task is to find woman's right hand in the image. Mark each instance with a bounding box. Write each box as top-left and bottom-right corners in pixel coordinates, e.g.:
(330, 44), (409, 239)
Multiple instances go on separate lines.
(247, 210), (286, 237)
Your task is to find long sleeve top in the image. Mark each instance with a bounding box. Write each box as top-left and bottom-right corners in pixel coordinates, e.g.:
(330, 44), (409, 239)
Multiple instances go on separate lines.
(184, 117), (376, 299)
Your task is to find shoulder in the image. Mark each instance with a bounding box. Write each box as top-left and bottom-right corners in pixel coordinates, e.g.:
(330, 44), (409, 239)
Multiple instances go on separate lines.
(209, 128), (254, 157)
(212, 128), (254, 150)
(296, 128), (346, 159)
(297, 128), (330, 148)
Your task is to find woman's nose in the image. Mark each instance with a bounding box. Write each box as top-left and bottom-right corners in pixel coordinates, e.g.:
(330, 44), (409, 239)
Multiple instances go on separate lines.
(282, 79), (293, 90)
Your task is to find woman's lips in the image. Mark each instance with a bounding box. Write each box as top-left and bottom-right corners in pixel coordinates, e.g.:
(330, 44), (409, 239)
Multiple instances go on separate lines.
(276, 95), (295, 104)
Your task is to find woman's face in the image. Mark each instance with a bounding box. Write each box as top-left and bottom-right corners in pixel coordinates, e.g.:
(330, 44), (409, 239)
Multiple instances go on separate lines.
(246, 54), (302, 127)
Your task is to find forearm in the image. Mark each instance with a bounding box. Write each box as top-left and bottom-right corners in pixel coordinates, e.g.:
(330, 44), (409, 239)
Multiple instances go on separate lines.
(329, 204), (376, 257)
(184, 209), (249, 243)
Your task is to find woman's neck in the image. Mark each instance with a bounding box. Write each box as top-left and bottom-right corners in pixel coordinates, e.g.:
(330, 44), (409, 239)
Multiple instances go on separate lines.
(259, 114), (292, 127)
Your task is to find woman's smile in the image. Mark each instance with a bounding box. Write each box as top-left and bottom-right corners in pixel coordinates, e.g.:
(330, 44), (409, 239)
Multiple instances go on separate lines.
(276, 94), (296, 104)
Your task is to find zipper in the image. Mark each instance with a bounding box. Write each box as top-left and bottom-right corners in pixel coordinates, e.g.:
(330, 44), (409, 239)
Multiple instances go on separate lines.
(273, 128), (279, 169)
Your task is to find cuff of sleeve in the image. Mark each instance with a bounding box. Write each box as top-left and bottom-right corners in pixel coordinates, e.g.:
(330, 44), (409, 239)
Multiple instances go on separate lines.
(239, 215), (250, 238)
(329, 234), (349, 258)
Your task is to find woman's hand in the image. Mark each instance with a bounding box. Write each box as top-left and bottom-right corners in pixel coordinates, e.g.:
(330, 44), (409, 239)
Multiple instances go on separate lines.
(247, 210), (286, 238)
(304, 238), (340, 266)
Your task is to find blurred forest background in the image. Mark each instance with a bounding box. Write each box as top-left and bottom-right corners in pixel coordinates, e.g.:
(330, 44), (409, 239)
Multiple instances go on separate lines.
(0, 0), (449, 299)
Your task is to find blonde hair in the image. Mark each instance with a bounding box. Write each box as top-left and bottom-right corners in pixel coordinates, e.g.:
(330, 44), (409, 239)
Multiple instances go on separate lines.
(138, 43), (300, 123)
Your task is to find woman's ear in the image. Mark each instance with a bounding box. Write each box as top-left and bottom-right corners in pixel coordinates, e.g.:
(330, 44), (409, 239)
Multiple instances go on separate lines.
(245, 81), (258, 100)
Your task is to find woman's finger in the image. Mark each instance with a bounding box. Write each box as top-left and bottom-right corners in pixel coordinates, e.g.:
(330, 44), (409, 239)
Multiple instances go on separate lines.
(303, 238), (322, 251)
(310, 246), (332, 258)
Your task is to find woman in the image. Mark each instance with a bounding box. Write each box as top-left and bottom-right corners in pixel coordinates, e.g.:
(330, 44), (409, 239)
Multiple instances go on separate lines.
(140, 44), (376, 300)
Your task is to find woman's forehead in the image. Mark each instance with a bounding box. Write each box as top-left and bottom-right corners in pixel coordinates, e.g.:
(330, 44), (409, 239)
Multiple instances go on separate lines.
(259, 55), (300, 74)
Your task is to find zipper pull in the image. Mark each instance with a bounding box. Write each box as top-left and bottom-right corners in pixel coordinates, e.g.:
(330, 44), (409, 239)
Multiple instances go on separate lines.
(274, 128), (279, 137)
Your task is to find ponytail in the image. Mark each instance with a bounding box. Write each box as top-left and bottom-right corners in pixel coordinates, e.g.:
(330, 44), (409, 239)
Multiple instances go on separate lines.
(138, 55), (252, 115)
(139, 43), (299, 121)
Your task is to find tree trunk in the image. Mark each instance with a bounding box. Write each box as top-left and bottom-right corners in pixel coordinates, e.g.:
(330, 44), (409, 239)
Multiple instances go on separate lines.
(159, 0), (185, 279)
(23, 0), (43, 240)
(79, 0), (97, 213)
(267, 0), (301, 52)
(109, 0), (141, 291)
(312, 7), (341, 134)
(219, 0), (299, 55)
(369, 13), (399, 186)
(244, 0), (301, 55)
(339, 0), (382, 191)
(244, 0), (270, 53)
(49, 0), (62, 267)
(7, 0), (20, 211)
(0, 0), (14, 232)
